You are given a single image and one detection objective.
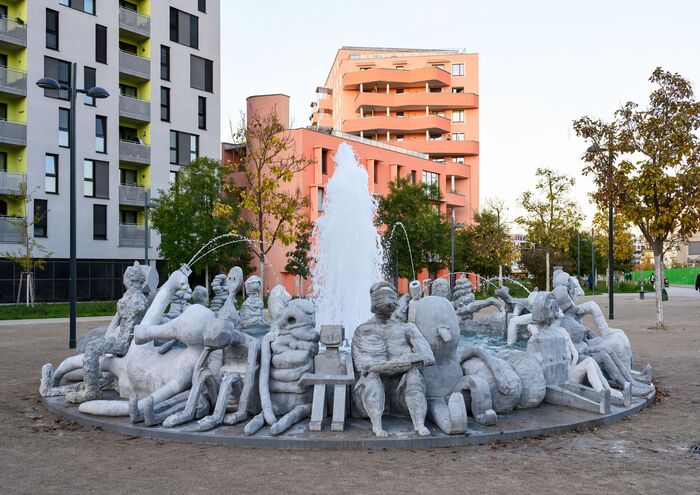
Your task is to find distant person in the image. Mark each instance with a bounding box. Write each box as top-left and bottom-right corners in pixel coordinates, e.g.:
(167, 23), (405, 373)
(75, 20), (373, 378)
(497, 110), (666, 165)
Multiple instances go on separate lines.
(650, 273), (655, 288)
(695, 273), (700, 293)
(587, 274), (594, 291)
(664, 277), (669, 288)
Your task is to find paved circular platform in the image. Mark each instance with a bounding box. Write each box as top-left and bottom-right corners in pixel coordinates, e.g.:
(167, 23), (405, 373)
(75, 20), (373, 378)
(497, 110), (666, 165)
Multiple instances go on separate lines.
(43, 392), (654, 450)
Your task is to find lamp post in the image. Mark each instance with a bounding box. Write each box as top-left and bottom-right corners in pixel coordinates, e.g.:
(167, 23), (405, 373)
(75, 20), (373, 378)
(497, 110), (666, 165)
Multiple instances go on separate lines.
(144, 190), (156, 267)
(591, 228), (595, 296)
(37, 67), (109, 349)
(450, 207), (465, 292)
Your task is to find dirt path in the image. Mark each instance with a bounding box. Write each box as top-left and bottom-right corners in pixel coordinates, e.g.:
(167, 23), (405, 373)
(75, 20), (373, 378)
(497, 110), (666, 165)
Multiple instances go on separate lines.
(0, 294), (698, 494)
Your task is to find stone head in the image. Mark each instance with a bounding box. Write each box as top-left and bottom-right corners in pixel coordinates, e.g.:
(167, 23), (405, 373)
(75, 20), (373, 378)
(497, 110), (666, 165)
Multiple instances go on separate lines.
(369, 281), (398, 318)
(431, 278), (451, 298)
(191, 285), (209, 306)
(227, 266), (244, 296)
(204, 318), (237, 349)
(567, 276), (585, 299)
(278, 298), (315, 331)
(531, 292), (559, 325)
(244, 275), (262, 297)
(408, 280), (421, 300)
(452, 278), (472, 300)
(123, 261), (146, 291)
(268, 284), (292, 322)
(168, 269), (190, 294)
(552, 268), (569, 289)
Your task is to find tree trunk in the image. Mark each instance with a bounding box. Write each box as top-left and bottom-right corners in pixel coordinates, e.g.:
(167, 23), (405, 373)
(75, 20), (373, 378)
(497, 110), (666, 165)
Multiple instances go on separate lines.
(205, 265), (210, 294)
(498, 264), (503, 287)
(545, 250), (551, 291)
(259, 252), (265, 295)
(654, 250), (664, 330)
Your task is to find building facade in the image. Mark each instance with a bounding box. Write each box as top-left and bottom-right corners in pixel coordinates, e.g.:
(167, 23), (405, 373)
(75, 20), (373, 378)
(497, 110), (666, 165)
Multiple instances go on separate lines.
(0, 0), (220, 302)
(310, 47), (479, 224)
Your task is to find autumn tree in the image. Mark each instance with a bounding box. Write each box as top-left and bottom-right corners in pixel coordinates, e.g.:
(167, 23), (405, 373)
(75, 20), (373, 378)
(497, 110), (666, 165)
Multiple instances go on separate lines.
(574, 68), (700, 328)
(224, 110), (311, 289)
(284, 220), (313, 296)
(516, 168), (583, 291)
(592, 210), (635, 273)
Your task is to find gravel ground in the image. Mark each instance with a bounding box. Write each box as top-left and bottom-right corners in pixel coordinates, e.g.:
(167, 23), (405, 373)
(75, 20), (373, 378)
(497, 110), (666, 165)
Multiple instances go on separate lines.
(0, 293), (698, 494)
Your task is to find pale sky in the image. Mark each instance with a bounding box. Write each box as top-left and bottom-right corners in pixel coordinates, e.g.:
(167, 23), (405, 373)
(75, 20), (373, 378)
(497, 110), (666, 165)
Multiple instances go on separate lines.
(220, 0), (700, 228)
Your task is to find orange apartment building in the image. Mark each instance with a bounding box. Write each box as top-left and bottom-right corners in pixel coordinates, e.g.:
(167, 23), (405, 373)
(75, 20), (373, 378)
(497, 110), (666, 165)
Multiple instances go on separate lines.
(222, 47), (480, 295)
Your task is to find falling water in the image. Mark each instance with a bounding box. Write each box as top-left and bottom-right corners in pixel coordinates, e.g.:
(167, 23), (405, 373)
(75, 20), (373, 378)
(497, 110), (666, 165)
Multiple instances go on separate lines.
(312, 142), (384, 341)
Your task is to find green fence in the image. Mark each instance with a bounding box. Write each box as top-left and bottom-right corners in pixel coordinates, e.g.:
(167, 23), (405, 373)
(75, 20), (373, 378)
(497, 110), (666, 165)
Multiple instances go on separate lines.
(629, 267), (700, 286)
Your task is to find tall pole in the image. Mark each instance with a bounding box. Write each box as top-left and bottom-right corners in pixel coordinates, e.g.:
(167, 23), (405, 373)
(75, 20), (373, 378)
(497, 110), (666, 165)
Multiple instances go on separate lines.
(144, 189), (150, 267)
(68, 63), (77, 349)
(591, 228), (595, 297)
(450, 210), (455, 292)
(577, 233), (581, 278)
(607, 147), (615, 320)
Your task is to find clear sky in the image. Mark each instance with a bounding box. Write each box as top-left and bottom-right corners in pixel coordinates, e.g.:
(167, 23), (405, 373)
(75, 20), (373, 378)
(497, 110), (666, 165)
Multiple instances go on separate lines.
(220, 0), (700, 227)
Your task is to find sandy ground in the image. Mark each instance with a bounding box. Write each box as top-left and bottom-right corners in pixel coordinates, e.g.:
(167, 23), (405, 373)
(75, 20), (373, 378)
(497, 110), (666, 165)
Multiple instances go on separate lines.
(0, 294), (698, 495)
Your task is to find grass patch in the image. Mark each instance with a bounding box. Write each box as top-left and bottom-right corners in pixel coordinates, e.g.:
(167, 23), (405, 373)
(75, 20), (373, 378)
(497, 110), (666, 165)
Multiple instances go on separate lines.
(0, 301), (117, 320)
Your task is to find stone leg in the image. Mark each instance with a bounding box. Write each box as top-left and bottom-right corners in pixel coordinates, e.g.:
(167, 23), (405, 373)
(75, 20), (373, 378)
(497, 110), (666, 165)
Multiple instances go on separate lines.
(196, 372), (242, 432)
(330, 384), (348, 432)
(67, 338), (129, 404)
(569, 357), (624, 402)
(402, 367), (430, 436)
(463, 375), (497, 425)
(591, 351), (653, 397)
(243, 412), (265, 436)
(270, 403), (312, 435)
(144, 396), (188, 426)
(162, 368), (214, 428)
(428, 394), (468, 435)
(308, 384), (326, 432)
(357, 372), (387, 438)
(40, 364), (81, 397)
(49, 354), (84, 387)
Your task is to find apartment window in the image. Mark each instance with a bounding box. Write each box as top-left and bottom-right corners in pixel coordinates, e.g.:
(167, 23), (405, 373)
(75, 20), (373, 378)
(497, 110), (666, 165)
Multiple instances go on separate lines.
(410, 170), (416, 184)
(169, 131), (177, 164)
(198, 0), (207, 13)
(321, 149), (329, 174)
(93, 204), (107, 240)
(169, 171), (178, 185)
(317, 188), (323, 212)
(395, 66), (404, 70)
(432, 158), (445, 163)
(428, 133), (442, 141)
(396, 111), (404, 118)
(0, 103), (6, 121)
(119, 1), (137, 11)
(45, 155), (59, 194)
(120, 168), (138, 186)
(96, 25), (107, 64)
(198, 96), (207, 129)
(0, 200), (6, 215)
(84, 159), (109, 199)
(170, 8), (199, 49)
(119, 126), (138, 143)
(0, 152), (6, 172)
(94, 116), (107, 153)
(119, 41), (137, 56)
(454, 157), (465, 164)
(160, 87), (170, 122)
(422, 171), (439, 187)
(432, 64), (445, 70)
(160, 45), (170, 81)
(190, 135), (199, 162)
(452, 87), (464, 93)
(452, 110), (465, 123)
(84, 67), (96, 105)
(58, 108), (70, 147)
(452, 63), (464, 76)
(429, 87), (442, 93)
(60, 0), (95, 15)
(395, 88), (404, 94)
(119, 83), (137, 98)
(46, 9), (59, 50)
(451, 133), (465, 141)
(120, 209), (137, 225)
(34, 200), (48, 238)
(190, 55), (213, 92)
(396, 135), (404, 142)
(44, 56), (71, 100)
(170, 130), (199, 165)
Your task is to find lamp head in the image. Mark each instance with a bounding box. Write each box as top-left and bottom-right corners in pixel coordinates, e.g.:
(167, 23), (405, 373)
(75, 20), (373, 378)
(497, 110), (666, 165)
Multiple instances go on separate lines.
(36, 77), (61, 91)
(87, 86), (110, 99)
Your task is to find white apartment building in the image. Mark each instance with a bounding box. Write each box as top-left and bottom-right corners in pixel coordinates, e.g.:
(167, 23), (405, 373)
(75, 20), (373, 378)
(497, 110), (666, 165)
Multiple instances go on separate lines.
(0, 0), (220, 302)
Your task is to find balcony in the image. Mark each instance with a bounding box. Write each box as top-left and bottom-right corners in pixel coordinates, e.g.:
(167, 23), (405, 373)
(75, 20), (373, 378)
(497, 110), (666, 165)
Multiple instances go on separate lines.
(444, 191), (467, 208)
(0, 119), (26, 147)
(119, 223), (145, 247)
(0, 17), (27, 50)
(343, 67), (451, 90)
(396, 139), (480, 157)
(0, 170), (25, 195)
(0, 216), (23, 243)
(119, 95), (150, 123)
(119, 7), (150, 40)
(119, 184), (149, 206)
(354, 91), (479, 112)
(343, 115), (451, 134)
(0, 66), (26, 98)
(119, 50), (150, 82)
(119, 140), (150, 165)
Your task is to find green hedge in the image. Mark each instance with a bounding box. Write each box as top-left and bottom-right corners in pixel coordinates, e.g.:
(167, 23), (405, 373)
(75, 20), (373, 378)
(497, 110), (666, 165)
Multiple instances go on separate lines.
(630, 267), (700, 286)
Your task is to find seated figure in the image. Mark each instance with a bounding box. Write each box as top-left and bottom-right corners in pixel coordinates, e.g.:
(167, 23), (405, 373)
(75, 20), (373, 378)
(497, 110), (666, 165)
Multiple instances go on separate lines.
(351, 282), (435, 437)
(239, 275), (270, 337)
(452, 278), (504, 321)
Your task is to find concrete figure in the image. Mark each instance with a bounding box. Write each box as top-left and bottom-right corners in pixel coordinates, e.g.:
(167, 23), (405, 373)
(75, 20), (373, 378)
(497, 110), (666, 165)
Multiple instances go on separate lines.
(191, 285), (209, 306)
(218, 267), (244, 323)
(452, 278), (504, 321)
(350, 282), (435, 437)
(244, 298), (319, 436)
(239, 275), (269, 337)
(494, 349), (546, 409)
(430, 278), (451, 299)
(393, 280), (421, 323)
(209, 274), (229, 316)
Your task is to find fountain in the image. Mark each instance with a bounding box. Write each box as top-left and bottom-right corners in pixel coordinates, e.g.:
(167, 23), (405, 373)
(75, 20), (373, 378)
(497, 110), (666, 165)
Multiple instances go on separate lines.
(311, 142), (384, 341)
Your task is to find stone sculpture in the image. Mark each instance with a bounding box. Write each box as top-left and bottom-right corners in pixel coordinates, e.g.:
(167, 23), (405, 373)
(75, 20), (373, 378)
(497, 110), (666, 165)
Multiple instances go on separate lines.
(244, 298), (319, 436)
(393, 280), (421, 323)
(430, 278), (451, 299)
(165, 283), (192, 320)
(239, 275), (269, 337)
(351, 282), (435, 437)
(191, 285), (209, 306)
(209, 273), (229, 316)
(219, 267), (244, 323)
(452, 278), (504, 324)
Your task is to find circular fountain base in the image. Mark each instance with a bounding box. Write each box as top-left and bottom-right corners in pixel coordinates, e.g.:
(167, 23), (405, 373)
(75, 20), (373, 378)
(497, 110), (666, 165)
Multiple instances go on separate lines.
(43, 392), (654, 450)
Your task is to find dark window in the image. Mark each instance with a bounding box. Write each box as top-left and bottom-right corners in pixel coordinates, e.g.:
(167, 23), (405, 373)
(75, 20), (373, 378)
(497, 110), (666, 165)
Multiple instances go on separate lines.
(95, 116), (107, 153)
(96, 25), (107, 64)
(45, 154), (59, 194)
(44, 56), (71, 100)
(120, 209), (137, 225)
(59, 0), (95, 15)
(169, 131), (177, 164)
(160, 45), (170, 80)
(119, 126), (138, 143)
(198, 0), (206, 13)
(0, 152), (6, 172)
(93, 204), (107, 240)
(120, 168), (137, 186)
(170, 8), (198, 49)
(46, 9), (59, 50)
(84, 159), (109, 199)
(119, 41), (137, 55)
(0, 6), (7, 17)
(198, 96), (206, 129)
(190, 55), (213, 92)
(0, 103), (6, 121)
(84, 66), (96, 105)
(170, 130), (199, 165)
(161, 87), (170, 122)
(119, 83), (137, 98)
(169, 171), (178, 185)
(321, 149), (328, 174)
(119, 1), (137, 11)
(58, 108), (70, 147)
(34, 200), (48, 238)
(411, 170), (416, 184)
(0, 200), (6, 215)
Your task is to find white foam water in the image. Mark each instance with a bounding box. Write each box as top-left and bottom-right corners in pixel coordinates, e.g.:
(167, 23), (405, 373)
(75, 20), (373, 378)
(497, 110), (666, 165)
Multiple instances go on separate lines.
(311, 142), (384, 341)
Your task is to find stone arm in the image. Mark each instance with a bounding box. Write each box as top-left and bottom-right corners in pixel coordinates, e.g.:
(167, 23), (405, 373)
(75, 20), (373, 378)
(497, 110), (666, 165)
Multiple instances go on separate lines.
(565, 331), (579, 369)
(258, 332), (277, 426)
(133, 318), (176, 345)
(526, 323), (539, 337)
(392, 294), (410, 322)
(102, 312), (122, 340)
(575, 301), (610, 336)
(406, 324), (435, 367)
(507, 313), (532, 345)
(459, 346), (512, 395)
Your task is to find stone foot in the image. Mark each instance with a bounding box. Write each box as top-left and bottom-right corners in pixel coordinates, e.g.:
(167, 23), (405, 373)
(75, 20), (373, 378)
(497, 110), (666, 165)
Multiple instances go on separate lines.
(129, 394), (144, 423)
(66, 386), (101, 404)
(39, 364), (54, 397)
(474, 409), (497, 426)
(373, 427), (388, 438)
(195, 415), (220, 432)
(415, 425), (431, 436)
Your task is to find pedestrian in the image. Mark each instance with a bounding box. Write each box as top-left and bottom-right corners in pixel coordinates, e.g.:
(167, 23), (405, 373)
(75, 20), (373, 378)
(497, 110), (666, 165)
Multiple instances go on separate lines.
(650, 273), (655, 288)
(695, 273), (700, 293)
(587, 273), (594, 291)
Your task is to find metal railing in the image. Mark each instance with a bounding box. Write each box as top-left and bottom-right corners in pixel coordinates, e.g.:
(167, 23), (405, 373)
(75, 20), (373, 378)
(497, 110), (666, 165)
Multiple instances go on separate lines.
(305, 127), (429, 160)
(119, 140), (150, 164)
(0, 66), (26, 96)
(119, 223), (145, 247)
(119, 184), (149, 206)
(119, 94), (150, 122)
(0, 216), (23, 243)
(0, 16), (27, 46)
(0, 170), (25, 194)
(0, 119), (27, 147)
(119, 50), (150, 80)
(347, 48), (466, 59)
(119, 7), (150, 37)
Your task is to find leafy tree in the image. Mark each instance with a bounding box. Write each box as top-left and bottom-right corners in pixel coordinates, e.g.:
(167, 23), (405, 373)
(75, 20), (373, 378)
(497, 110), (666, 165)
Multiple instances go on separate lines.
(376, 178), (450, 280)
(516, 168), (583, 291)
(0, 183), (53, 305)
(224, 110), (312, 289)
(574, 68), (700, 328)
(592, 210), (635, 273)
(570, 230), (605, 280)
(284, 220), (313, 295)
(151, 157), (250, 285)
(519, 248), (576, 291)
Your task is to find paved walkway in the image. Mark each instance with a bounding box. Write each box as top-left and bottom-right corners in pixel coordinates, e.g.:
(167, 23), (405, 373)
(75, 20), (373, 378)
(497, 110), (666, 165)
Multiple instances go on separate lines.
(0, 315), (112, 327)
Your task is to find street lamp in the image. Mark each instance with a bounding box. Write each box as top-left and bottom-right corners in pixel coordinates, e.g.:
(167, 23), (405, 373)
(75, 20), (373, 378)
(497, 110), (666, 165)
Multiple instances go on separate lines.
(37, 66), (109, 349)
(450, 206), (465, 292)
(587, 142), (614, 320)
(144, 191), (157, 267)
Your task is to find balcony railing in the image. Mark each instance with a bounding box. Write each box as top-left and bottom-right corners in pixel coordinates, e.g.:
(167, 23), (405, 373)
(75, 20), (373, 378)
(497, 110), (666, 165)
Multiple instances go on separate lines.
(119, 140), (150, 165)
(119, 7), (150, 38)
(0, 66), (26, 97)
(119, 50), (150, 80)
(0, 16), (27, 48)
(0, 119), (27, 147)
(0, 170), (25, 195)
(0, 216), (23, 243)
(119, 184), (149, 206)
(119, 223), (145, 247)
(306, 126), (429, 160)
(119, 95), (150, 122)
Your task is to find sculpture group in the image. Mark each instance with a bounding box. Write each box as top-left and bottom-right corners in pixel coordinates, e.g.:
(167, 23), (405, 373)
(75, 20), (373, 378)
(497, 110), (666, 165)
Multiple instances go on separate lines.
(40, 262), (653, 438)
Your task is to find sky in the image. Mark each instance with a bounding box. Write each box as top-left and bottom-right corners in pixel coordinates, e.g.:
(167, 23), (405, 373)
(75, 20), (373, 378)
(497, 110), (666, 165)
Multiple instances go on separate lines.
(220, 0), (700, 228)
